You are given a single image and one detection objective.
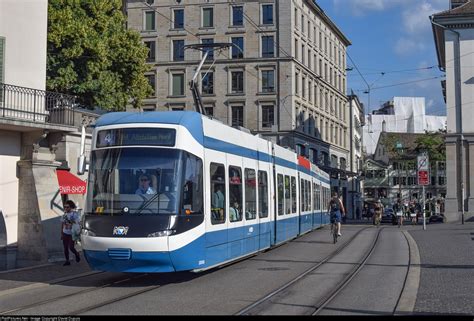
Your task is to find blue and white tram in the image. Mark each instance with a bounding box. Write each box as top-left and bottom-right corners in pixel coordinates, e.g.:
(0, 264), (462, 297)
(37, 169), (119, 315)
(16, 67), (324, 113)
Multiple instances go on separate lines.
(81, 111), (331, 273)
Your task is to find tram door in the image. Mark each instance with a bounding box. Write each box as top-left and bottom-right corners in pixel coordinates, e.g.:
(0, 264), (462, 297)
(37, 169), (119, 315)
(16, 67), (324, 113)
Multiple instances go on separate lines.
(242, 157), (259, 255)
(206, 151), (229, 266)
(227, 154), (245, 259)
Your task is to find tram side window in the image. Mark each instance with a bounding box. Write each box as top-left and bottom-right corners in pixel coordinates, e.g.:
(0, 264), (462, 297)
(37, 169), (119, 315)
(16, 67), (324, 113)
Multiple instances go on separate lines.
(307, 180), (311, 212)
(229, 166), (243, 222)
(210, 163), (226, 225)
(258, 171), (269, 218)
(277, 174), (284, 216)
(285, 175), (291, 215)
(300, 179), (304, 212)
(315, 184), (320, 211)
(182, 153), (203, 215)
(303, 180), (307, 212)
(312, 182), (316, 212)
(245, 168), (257, 220)
(291, 177), (297, 214)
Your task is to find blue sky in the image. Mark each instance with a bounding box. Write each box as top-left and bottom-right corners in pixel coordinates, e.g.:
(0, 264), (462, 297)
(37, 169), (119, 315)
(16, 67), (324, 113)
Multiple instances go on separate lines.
(317, 0), (449, 115)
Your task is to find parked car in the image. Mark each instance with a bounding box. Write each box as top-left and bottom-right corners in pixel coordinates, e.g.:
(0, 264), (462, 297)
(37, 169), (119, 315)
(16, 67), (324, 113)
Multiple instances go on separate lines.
(381, 208), (397, 225)
(429, 214), (445, 223)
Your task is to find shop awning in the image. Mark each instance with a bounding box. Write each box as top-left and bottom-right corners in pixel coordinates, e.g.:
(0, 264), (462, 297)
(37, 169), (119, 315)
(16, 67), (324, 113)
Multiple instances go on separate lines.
(56, 169), (87, 195)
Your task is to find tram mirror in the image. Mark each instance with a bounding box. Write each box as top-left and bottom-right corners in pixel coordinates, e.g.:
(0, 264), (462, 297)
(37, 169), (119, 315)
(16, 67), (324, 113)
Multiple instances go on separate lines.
(77, 155), (88, 175)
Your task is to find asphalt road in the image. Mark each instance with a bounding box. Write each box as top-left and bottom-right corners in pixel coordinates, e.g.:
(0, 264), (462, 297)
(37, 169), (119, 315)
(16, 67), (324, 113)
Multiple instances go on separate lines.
(1, 222), (472, 315)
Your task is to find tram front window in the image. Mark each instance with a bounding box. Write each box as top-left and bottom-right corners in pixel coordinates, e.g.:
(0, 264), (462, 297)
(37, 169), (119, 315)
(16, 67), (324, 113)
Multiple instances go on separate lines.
(87, 148), (202, 216)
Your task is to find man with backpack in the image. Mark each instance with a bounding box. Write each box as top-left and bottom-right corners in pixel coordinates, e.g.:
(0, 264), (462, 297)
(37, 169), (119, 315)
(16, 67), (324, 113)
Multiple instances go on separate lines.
(328, 192), (345, 236)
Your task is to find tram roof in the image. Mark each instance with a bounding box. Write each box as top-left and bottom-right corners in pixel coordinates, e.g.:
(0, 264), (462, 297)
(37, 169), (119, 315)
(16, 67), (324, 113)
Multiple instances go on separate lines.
(95, 111), (204, 143)
(96, 111), (203, 127)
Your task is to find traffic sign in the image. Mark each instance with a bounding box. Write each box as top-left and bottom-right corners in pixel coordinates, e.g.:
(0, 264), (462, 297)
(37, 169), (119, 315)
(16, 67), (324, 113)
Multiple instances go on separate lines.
(417, 154), (429, 171)
(418, 170), (430, 186)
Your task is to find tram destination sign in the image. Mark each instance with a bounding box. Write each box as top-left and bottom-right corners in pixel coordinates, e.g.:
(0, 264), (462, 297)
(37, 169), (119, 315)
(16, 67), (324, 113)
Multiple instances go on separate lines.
(97, 128), (176, 147)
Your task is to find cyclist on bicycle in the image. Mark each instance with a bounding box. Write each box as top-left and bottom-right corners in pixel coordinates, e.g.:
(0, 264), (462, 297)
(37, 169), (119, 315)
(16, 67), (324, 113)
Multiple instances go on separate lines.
(328, 192), (345, 236)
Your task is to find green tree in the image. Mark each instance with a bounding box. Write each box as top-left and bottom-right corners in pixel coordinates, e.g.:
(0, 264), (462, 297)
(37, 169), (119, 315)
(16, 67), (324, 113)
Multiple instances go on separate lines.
(415, 131), (446, 162)
(47, 0), (152, 111)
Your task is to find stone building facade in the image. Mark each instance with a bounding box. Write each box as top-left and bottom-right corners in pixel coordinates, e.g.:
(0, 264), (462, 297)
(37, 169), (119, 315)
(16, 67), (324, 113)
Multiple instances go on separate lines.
(126, 0), (352, 205)
(431, 0), (474, 222)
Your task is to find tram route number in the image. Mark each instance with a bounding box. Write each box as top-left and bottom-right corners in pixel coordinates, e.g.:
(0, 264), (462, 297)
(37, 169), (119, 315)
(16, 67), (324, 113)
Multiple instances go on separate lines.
(1, 318), (80, 321)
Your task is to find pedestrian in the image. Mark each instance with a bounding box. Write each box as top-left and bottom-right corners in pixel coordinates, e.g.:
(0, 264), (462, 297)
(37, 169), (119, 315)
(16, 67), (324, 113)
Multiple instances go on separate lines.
(374, 200), (383, 226)
(60, 200), (81, 266)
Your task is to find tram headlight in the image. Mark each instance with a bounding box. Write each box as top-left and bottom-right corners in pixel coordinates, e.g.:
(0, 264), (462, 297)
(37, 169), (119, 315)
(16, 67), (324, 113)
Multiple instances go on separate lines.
(147, 230), (175, 238)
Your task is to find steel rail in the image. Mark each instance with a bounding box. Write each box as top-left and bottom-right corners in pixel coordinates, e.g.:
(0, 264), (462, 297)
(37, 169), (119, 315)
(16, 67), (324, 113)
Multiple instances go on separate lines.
(311, 227), (384, 315)
(235, 226), (373, 315)
(0, 273), (148, 315)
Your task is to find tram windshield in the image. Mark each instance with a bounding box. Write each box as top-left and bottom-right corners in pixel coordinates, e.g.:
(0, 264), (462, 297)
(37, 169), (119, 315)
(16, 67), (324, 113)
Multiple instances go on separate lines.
(86, 148), (203, 216)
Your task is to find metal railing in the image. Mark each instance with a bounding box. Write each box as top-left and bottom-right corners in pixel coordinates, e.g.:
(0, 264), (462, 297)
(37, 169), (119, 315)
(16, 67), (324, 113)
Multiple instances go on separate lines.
(0, 83), (76, 126)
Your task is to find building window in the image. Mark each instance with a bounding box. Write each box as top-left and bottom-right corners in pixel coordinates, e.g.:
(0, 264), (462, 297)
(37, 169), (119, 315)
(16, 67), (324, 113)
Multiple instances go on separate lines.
(146, 74), (155, 97)
(205, 106), (214, 116)
(232, 6), (243, 26)
(143, 105), (155, 112)
(302, 76), (306, 99)
(231, 71), (244, 93)
(173, 9), (184, 29)
(295, 72), (299, 96)
(231, 37), (244, 59)
(201, 72), (214, 95)
(201, 38), (214, 59)
(172, 73), (185, 96)
(261, 70), (275, 93)
(301, 44), (305, 64)
(261, 36), (274, 58)
(231, 106), (244, 127)
(296, 144), (306, 157)
(144, 41), (155, 62)
(262, 4), (273, 25)
(262, 105), (275, 128)
(144, 11), (155, 31)
(331, 155), (338, 168)
(173, 39), (185, 61)
(202, 7), (214, 28)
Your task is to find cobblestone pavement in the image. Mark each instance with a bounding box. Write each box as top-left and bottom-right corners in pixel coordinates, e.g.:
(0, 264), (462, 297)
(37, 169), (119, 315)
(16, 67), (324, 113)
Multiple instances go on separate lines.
(409, 222), (474, 315)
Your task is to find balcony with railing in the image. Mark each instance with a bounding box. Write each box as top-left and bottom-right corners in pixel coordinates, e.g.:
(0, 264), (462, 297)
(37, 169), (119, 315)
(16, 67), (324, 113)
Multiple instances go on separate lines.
(0, 83), (77, 128)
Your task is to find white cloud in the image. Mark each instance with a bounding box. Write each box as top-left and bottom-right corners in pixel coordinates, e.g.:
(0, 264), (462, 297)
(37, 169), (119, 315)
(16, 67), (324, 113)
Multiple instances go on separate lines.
(394, 38), (425, 56)
(393, 1), (446, 56)
(332, 0), (446, 17)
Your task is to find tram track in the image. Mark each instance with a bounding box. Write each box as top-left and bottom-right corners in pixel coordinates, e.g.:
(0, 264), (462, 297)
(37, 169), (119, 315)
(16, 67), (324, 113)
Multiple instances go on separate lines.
(0, 272), (151, 315)
(311, 228), (413, 316)
(311, 227), (384, 315)
(235, 226), (373, 315)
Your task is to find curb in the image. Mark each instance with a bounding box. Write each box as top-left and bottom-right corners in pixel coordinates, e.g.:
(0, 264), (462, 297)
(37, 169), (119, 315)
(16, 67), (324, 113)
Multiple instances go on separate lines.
(394, 230), (421, 314)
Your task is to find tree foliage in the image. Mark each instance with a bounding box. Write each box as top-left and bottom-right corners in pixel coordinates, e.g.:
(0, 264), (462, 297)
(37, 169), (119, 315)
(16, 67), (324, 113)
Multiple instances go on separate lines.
(47, 0), (152, 111)
(415, 131), (446, 162)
